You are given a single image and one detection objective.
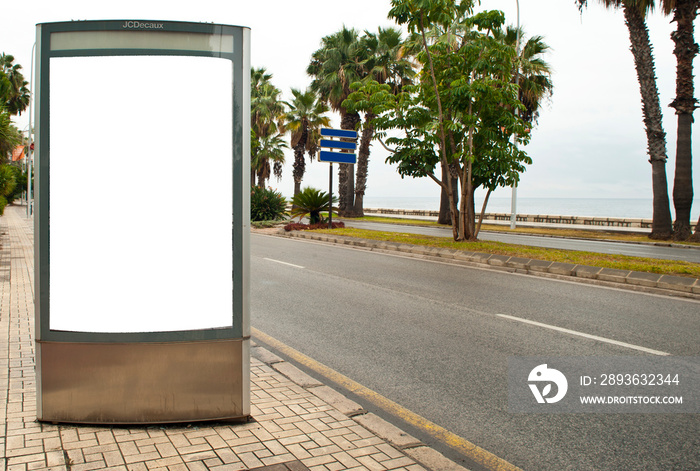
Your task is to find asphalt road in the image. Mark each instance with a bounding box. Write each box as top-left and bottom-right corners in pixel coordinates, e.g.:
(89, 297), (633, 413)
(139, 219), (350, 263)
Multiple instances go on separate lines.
(342, 220), (700, 263)
(250, 233), (700, 471)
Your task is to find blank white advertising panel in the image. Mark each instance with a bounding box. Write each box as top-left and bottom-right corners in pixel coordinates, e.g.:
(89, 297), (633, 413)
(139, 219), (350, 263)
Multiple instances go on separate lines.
(48, 55), (233, 333)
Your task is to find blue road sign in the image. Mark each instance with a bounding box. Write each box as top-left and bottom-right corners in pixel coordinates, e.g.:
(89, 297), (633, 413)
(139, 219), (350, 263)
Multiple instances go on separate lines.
(319, 150), (357, 164)
(320, 139), (356, 150)
(320, 128), (358, 139)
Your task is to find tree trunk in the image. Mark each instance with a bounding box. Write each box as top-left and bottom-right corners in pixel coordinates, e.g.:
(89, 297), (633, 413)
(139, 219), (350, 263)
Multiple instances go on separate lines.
(352, 113), (375, 217)
(345, 163), (355, 216)
(438, 163), (459, 225)
(465, 177), (476, 240)
(292, 143), (306, 199)
(650, 159), (673, 239)
(690, 212), (700, 241)
(670, 0), (699, 240)
(474, 188), (492, 239)
(673, 113), (694, 239)
(338, 111), (360, 216)
(419, 11), (455, 237)
(622, 4), (673, 240)
(461, 104), (476, 241)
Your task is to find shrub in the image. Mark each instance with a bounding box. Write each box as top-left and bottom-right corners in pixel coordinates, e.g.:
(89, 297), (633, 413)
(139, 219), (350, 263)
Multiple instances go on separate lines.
(0, 165), (16, 204)
(250, 186), (287, 222)
(290, 187), (338, 224)
(4, 165), (26, 204)
(0, 196), (7, 216)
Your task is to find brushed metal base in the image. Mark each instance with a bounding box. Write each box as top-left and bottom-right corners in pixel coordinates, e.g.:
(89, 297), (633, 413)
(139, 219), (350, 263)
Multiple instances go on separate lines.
(37, 338), (250, 424)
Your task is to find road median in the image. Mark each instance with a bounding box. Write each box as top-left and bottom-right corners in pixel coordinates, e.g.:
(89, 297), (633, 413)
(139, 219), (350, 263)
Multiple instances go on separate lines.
(261, 228), (700, 300)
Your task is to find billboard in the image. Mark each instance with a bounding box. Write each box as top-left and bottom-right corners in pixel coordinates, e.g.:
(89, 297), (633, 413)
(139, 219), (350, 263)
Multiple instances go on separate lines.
(34, 20), (250, 424)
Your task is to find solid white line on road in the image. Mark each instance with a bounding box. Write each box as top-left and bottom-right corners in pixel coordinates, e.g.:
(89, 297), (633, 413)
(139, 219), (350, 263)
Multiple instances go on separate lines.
(496, 314), (671, 356)
(263, 257), (305, 269)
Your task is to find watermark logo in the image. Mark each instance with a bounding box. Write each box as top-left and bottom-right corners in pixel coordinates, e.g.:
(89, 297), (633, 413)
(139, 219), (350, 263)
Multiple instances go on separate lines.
(528, 364), (568, 404)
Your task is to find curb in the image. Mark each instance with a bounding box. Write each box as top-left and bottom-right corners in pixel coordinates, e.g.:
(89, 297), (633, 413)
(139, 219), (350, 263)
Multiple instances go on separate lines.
(268, 229), (700, 300)
(250, 342), (472, 471)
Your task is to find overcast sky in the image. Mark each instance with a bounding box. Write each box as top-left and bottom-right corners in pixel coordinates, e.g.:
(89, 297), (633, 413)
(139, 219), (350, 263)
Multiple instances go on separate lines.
(3, 0), (699, 210)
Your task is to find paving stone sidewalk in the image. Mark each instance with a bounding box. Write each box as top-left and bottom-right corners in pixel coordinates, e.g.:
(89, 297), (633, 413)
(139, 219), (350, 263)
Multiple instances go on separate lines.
(0, 206), (467, 471)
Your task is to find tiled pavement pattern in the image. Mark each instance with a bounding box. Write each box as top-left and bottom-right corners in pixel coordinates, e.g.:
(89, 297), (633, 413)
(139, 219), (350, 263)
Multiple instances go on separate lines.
(1, 206), (466, 471)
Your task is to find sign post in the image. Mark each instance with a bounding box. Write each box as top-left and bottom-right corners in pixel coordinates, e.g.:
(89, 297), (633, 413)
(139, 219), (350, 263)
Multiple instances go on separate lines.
(329, 162), (334, 228)
(319, 128), (358, 228)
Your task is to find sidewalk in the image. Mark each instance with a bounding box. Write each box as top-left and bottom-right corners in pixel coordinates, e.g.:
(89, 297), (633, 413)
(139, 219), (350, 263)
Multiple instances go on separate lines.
(0, 205), (466, 471)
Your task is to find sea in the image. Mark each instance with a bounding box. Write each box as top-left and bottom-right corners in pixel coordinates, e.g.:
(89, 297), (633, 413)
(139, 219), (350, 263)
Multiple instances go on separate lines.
(362, 196), (700, 221)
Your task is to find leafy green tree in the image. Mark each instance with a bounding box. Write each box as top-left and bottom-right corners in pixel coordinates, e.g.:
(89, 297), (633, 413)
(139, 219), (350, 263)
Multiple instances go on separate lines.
(400, 17), (552, 225)
(382, 2), (530, 241)
(290, 187), (338, 224)
(284, 88), (330, 198)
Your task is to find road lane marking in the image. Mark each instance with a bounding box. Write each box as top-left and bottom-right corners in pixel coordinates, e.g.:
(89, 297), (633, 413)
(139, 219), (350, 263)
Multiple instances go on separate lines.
(496, 314), (671, 356)
(252, 327), (522, 471)
(263, 257), (304, 269)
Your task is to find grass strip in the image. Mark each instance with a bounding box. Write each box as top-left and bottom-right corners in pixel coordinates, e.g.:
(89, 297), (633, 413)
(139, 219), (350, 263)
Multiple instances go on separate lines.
(314, 227), (700, 278)
(350, 216), (700, 246)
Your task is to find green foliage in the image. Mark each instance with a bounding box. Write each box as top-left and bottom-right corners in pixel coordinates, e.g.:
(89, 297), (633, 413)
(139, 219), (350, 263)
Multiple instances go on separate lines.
(389, 0), (475, 33)
(251, 68), (287, 186)
(1, 54), (30, 116)
(290, 187), (338, 224)
(349, 2), (547, 240)
(0, 196), (7, 216)
(250, 186), (287, 222)
(0, 104), (22, 160)
(285, 88), (331, 191)
(4, 164), (25, 204)
(0, 165), (16, 197)
(307, 27), (366, 112)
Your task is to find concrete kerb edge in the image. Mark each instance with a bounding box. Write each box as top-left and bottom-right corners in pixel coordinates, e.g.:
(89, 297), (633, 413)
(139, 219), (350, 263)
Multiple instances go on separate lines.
(274, 230), (700, 300)
(250, 342), (467, 471)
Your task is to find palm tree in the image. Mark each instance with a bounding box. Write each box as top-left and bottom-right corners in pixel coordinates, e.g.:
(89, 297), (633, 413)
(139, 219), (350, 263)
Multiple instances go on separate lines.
(0, 105), (22, 162)
(251, 133), (287, 187)
(284, 88), (330, 198)
(665, 0), (700, 240)
(351, 27), (416, 216)
(290, 187), (338, 224)
(0, 54), (30, 116)
(494, 26), (554, 126)
(577, 0), (674, 239)
(307, 27), (367, 216)
(250, 67), (287, 187)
